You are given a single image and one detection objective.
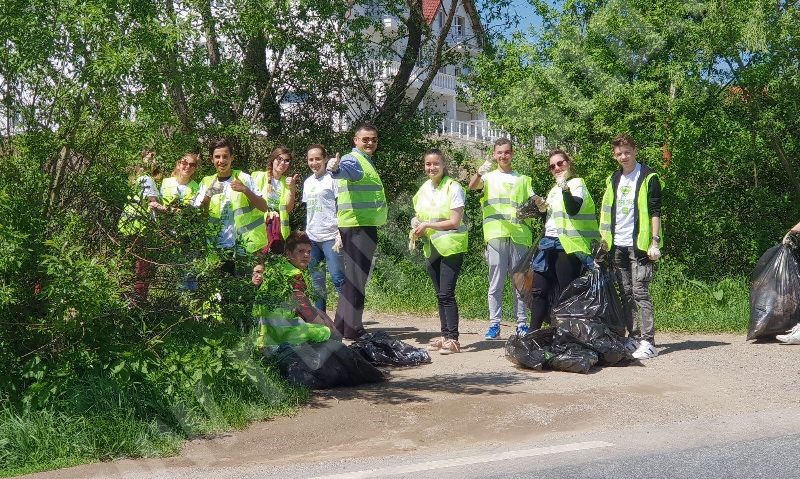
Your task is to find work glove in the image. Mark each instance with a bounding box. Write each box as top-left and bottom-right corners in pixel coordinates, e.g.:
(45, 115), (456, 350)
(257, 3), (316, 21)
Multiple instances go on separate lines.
(410, 216), (421, 230)
(206, 180), (224, 198)
(326, 153), (341, 172)
(647, 243), (662, 261)
(332, 231), (343, 253)
(408, 230), (417, 251)
(533, 195), (548, 213)
(477, 159), (494, 176)
(556, 178), (570, 190)
(784, 232), (794, 245)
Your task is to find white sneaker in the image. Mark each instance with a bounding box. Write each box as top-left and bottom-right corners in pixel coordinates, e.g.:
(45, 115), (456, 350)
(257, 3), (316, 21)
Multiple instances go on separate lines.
(624, 337), (640, 356)
(776, 323), (800, 344)
(632, 340), (658, 359)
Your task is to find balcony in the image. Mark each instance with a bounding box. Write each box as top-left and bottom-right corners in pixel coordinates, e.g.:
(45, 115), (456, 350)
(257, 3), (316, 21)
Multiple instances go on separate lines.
(360, 60), (457, 95)
(436, 120), (549, 152)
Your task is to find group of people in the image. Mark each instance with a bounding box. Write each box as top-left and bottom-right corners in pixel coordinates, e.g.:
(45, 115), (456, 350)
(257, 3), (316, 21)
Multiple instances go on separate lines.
(120, 125), (667, 360)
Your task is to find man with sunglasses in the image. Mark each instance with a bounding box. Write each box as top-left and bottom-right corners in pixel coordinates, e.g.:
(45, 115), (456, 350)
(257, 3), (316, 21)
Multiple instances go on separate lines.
(326, 123), (387, 339)
(469, 138), (536, 339)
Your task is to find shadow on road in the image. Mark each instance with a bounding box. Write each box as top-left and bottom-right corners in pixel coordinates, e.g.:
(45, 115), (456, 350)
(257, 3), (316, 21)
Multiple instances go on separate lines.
(308, 371), (536, 408)
(658, 340), (730, 356)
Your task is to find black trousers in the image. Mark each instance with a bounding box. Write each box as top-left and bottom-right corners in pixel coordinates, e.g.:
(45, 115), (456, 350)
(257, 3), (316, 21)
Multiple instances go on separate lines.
(425, 248), (464, 340)
(530, 248), (582, 329)
(334, 226), (378, 339)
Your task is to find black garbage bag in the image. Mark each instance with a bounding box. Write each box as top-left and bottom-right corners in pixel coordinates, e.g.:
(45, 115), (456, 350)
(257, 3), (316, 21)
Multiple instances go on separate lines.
(511, 246), (562, 324)
(747, 242), (800, 340)
(350, 331), (431, 367)
(552, 264), (627, 338)
(552, 318), (627, 365)
(505, 328), (556, 370)
(547, 343), (598, 374)
(272, 341), (385, 389)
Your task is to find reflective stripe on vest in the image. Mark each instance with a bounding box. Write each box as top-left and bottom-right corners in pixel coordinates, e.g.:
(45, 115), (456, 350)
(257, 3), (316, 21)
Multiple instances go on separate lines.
(599, 172), (664, 251)
(480, 170), (534, 246)
(337, 150), (387, 227)
(201, 170), (267, 253)
(160, 177), (199, 206)
(252, 172), (291, 240)
(412, 176), (468, 257)
(547, 177), (599, 255)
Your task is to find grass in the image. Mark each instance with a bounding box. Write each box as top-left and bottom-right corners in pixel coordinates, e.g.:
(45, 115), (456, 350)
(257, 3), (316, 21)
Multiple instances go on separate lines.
(366, 254), (750, 333)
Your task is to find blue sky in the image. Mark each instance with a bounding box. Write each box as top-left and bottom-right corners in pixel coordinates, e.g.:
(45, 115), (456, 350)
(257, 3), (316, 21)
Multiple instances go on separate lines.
(510, 0), (543, 34)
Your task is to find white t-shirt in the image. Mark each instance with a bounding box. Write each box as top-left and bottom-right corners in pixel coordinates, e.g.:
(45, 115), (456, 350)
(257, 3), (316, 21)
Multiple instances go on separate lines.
(193, 172), (261, 249)
(136, 175), (160, 200)
(266, 177), (283, 211)
(544, 178), (586, 238)
(302, 172), (339, 242)
(415, 178), (466, 217)
(613, 163), (641, 247)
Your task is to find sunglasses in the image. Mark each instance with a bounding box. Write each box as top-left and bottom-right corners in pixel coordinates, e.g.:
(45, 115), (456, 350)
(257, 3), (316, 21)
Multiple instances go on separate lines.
(181, 159), (198, 168)
(358, 136), (378, 143)
(276, 156), (291, 163)
(548, 159), (568, 171)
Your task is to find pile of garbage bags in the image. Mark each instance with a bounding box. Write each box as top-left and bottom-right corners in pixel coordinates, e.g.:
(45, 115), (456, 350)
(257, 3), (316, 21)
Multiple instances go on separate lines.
(748, 236), (800, 340)
(507, 242), (631, 374)
(271, 331), (431, 389)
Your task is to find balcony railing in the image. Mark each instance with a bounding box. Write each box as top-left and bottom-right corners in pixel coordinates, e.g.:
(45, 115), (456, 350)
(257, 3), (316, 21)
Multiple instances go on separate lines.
(360, 60), (457, 93)
(437, 119), (550, 152)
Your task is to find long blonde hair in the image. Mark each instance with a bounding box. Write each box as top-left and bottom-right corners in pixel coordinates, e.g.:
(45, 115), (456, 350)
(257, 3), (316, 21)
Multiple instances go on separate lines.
(171, 152), (200, 178)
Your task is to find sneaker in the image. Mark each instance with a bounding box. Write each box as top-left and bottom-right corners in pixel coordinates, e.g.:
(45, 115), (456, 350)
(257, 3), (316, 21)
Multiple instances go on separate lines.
(776, 323), (800, 344)
(427, 337), (444, 351)
(516, 324), (529, 336)
(485, 324), (501, 340)
(632, 340), (658, 359)
(624, 337), (640, 356)
(439, 339), (461, 355)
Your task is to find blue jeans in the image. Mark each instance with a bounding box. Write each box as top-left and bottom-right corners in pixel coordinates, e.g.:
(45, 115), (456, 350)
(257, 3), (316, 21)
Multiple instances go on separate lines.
(309, 239), (345, 311)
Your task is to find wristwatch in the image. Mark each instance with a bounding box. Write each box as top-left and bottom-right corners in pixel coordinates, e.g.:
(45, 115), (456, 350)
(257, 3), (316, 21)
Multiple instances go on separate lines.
(652, 235), (661, 243)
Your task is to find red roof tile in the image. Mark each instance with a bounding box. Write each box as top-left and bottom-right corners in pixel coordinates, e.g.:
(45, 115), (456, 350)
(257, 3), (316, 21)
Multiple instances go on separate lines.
(422, 0), (442, 24)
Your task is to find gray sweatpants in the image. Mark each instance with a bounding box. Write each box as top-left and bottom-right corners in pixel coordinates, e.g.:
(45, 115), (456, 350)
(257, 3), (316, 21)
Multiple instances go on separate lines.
(486, 238), (529, 326)
(612, 246), (656, 344)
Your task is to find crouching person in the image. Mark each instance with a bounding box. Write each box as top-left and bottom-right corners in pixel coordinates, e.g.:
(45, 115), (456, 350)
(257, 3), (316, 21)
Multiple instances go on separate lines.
(252, 231), (341, 350)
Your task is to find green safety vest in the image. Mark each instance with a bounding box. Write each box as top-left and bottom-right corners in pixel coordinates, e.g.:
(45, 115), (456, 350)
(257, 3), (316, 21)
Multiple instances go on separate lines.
(599, 171), (664, 251)
(253, 259), (331, 347)
(480, 169), (534, 247)
(412, 176), (468, 258)
(337, 149), (387, 227)
(118, 175), (156, 236)
(252, 172), (291, 239)
(200, 170), (267, 253)
(160, 177), (199, 206)
(546, 177), (600, 255)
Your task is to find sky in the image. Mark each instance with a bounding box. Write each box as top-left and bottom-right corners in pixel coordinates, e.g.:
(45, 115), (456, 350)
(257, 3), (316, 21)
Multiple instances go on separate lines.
(510, 0), (544, 34)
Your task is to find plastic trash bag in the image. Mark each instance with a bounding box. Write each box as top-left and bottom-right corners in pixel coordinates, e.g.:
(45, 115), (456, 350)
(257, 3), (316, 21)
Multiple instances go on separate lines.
(552, 318), (626, 365)
(547, 343), (598, 374)
(271, 341), (384, 389)
(350, 331), (431, 366)
(747, 242), (800, 340)
(505, 328), (556, 370)
(552, 264), (626, 338)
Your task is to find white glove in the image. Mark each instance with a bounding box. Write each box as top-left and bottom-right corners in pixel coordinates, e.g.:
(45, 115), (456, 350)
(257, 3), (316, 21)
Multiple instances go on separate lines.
(556, 178), (569, 190)
(410, 216), (421, 230)
(477, 160), (494, 176)
(647, 244), (662, 261)
(784, 232), (793, 245)
(326, 153), (341, 172)
(206, 180), (224, 198)
(533, 195), (548, 213)
(332, 231), (343, 253)
(408, 230), (417, 251)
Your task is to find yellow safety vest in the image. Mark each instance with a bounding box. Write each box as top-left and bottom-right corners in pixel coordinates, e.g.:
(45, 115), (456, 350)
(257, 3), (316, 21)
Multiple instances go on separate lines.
(599, 171), (664, 251)
(337, 149), (387, 227)
(160, 177), (199, 206)
(200, 170), (267, 253)
(480, 169), (534, 247)
(546, 177), (600, 254)
(412, 176), (468, 257)
(252, 172), (291, 239)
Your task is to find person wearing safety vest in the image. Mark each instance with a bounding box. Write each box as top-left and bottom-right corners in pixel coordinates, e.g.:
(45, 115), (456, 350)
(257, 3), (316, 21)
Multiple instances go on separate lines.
(118, 149), (167, 305)
(303, 144), (344, 312)
(251, 231), (338, 349)
(527, 150), (600, 330)
(325, 123), (387, 339)
(160, 152), (201, 290)
(776, 223), (800, 344)
(193, 138), (269, 275)
(411, 149), (468, 355)
(599, 134), (663, 360)
(252, 146), (298, 248)
(468, 138), (536, 340)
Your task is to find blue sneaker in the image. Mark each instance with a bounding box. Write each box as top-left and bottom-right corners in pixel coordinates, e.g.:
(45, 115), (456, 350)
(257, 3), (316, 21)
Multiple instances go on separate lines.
(516, 324), (529, 336)
(485, 324), (501, 340)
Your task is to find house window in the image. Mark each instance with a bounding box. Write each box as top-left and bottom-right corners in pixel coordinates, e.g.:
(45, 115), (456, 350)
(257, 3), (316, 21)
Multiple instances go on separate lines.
(454, 16), (464, 36)
(436, 12), (443, 30)
(454, 67), (462, 76)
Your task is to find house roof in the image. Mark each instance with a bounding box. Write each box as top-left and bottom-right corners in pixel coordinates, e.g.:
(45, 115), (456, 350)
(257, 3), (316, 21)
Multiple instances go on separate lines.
(422, 0), (442, 24)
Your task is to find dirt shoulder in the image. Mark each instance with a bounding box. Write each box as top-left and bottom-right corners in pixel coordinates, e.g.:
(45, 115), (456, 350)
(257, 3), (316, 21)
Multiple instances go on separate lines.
(23, 312), (800, 478)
